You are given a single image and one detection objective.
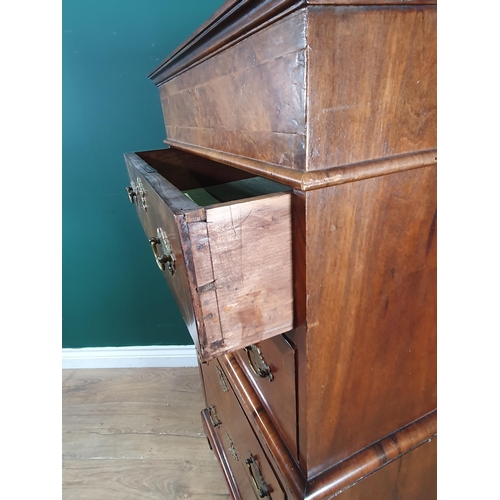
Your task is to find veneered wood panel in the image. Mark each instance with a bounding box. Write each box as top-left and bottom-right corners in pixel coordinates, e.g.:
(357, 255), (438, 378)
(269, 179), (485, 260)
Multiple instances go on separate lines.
(306, 5), (437, 170)
(304, 166), (436, 475)
(163, 52), (305, 133)
(160, 9), (307, 169)
(161, 9), (307, 98)
(167, 126), (306, 170)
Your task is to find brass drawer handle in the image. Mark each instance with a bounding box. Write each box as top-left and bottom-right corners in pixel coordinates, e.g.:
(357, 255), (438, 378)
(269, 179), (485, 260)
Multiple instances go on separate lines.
(207, 405), (221, 427)
(245, 454), (271, 499)
(149, 237), (172, 272)
(244, 345), (274, 381)
(125, 186), (136, 203)
(149, 228), (176, 276)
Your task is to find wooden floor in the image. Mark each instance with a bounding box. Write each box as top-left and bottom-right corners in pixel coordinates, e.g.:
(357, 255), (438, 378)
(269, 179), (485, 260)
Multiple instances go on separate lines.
(62, 368), (231, 500)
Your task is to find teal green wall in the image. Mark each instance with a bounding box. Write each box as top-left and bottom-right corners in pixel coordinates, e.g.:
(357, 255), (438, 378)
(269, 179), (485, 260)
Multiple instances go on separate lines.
(63, 0), (225, 348)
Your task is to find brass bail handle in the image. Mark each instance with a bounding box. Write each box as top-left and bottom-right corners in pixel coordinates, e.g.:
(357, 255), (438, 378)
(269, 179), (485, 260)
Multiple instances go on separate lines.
(244, 345), (274, 381)
(245, 455), (271, 499)
(126, 186), (136, 203)
(149, 237), (174, 275)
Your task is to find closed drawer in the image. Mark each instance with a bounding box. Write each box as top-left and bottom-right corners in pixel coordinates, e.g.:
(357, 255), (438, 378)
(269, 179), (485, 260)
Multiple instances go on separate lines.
(201, 359), (286, 500)
(234, 336), (297, 460)
(123, 147), (294, 361)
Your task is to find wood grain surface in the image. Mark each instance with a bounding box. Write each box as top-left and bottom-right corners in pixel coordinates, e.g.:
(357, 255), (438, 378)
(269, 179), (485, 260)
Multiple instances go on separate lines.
(62, 368), (230, 500)
(149, 1), (437, 87)
(333, 438), (437, 500)
(306, 5), (437, 170)
(149, 0), (303, 85)
(303, 165), (437, 476)
(124, 150), (294, 361)
(202, 194), (294, 357)
(159, 9), (307, 170)
(201, 359), (286, 500)
(218, 353), (436, 500)
(136, 0), (438, 495)
(156, 3), (436, 176)
(233, 335), (297, 460)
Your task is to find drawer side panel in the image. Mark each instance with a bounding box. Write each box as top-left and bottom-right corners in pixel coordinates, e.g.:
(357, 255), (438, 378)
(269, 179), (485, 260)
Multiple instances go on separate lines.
(203, 194), (294, 357)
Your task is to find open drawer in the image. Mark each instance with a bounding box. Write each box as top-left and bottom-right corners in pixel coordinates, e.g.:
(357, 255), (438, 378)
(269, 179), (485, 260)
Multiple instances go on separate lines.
(123, 148), (294, 361)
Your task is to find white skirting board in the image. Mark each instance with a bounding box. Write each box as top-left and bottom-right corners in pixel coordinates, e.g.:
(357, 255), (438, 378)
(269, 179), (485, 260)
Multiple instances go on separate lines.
(62, 345), (197, 369)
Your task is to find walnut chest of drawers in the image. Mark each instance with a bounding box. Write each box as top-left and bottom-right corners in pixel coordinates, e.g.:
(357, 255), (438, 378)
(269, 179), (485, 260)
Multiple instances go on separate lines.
(123, 1), (437, 498)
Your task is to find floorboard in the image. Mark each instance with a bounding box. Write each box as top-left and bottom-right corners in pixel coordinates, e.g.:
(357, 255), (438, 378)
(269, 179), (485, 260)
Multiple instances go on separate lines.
(62, 368), (230, 500)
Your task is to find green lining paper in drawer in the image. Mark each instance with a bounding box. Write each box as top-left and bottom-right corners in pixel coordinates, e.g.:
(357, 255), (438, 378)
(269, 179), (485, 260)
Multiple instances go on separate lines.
(182, 187), (220, 206)
(183, 177), (291, 206)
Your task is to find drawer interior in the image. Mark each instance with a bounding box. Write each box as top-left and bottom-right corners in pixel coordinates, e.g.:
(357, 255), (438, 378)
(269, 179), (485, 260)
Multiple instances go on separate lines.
(137, 148), (290, 207)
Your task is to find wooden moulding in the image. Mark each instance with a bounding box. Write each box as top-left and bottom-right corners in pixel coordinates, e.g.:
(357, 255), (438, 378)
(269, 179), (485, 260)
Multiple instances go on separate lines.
(220, 353), (436, 500)
(304, 412), (436, 499)
(333, 437), (437, 499)
(165, 139), (437, 192)
(308, 0), (436, 3)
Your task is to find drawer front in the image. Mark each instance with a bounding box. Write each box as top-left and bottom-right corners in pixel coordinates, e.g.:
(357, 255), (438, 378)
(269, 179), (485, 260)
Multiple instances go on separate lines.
(234, 336), (297, 460)
(201, 360), (286, 500)
(123, 148), (294, 361)
(124, 152), (201, 347)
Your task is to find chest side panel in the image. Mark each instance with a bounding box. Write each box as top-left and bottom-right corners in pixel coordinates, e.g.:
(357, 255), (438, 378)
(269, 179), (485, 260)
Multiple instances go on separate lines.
(303, 165), (437, 476)
(306, 5), (436, 170)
